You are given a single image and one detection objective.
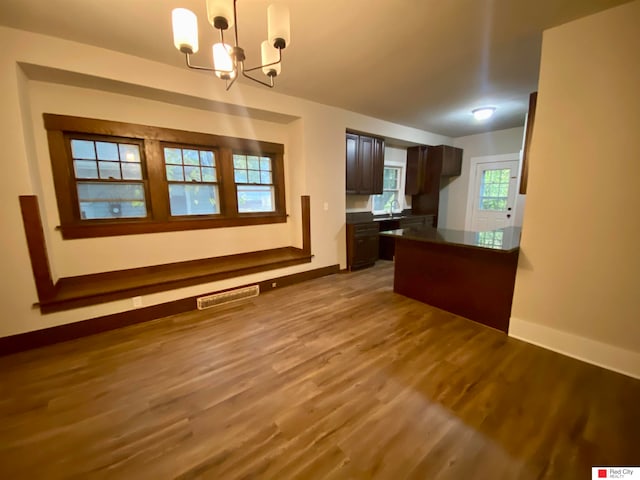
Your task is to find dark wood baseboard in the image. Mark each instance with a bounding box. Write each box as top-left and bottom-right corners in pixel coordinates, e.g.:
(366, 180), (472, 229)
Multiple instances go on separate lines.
(0, 264), (339, 357)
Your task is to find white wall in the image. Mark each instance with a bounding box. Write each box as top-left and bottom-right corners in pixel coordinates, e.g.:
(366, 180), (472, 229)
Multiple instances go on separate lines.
(509, 0), (640, 378)
(0, 26), (449, 338)
(439, 127), (525, 230)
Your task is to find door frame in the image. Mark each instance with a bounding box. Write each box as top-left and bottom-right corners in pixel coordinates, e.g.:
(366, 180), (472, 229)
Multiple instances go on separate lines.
(464, 153), (521, 232)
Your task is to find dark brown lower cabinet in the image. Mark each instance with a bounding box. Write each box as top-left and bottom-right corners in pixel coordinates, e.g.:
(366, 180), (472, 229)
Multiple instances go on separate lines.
(378, 215), (435, 260)
(346, 222), (379, 270)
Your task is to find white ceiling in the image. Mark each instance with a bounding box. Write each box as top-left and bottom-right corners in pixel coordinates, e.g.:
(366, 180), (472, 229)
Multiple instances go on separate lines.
(0, 0), (631, 137)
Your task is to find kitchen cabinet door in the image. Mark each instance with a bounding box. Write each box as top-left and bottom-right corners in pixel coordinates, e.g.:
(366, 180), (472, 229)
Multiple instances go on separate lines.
(345, 132), (385, 194)
(371, 137), (385, 194)
(347, 222), (379, 270)
(357, 135), (375, 194)
(346, 133), (359, 194)
(405, 146), (428, 195)
(438, 145), (463, 177)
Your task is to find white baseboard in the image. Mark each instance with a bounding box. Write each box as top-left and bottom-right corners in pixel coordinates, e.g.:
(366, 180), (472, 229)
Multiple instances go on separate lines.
(509, 317), (640, 380)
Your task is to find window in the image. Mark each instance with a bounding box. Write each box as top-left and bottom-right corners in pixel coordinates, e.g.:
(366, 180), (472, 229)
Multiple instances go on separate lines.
(44, 114), (286, 238)
(164, 146), (219, 216)
(233, 154), (275, 213)
(372, 165), (403, 214)
(479, 168), (510, 211)
(69, 137), (148, 220)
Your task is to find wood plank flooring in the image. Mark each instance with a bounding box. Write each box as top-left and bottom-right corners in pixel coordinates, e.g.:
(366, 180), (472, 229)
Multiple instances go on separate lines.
(0, 261), (638, 479)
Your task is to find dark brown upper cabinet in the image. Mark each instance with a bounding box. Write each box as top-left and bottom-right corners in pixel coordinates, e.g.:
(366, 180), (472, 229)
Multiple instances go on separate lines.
(405, 144), (463, 225)
(346, 131), (385, 195)
(405, 144), (463, 195)
(435, 145), (463, 177)
(520, 92), (537, 195)
(405, 145), (428, 195)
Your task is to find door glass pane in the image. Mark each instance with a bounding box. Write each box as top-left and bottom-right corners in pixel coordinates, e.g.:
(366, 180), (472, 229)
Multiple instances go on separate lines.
(477, 230), (504, 249)
(479, 168), (511, 211)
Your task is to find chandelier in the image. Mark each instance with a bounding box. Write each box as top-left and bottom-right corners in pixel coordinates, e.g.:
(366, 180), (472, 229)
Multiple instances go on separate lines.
(171, 0), (290, 90)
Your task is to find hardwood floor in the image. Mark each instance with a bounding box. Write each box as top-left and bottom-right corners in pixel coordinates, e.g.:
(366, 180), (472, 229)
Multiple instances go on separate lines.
(0, 261), (638, 479)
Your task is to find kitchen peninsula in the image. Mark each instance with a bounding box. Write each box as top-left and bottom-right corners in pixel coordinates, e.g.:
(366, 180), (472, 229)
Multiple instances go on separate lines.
(381, 226), (521, 332)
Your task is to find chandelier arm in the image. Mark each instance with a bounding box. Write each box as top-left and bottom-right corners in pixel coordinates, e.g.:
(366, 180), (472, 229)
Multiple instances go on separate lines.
(225, 75), (238, 91)
(241, 68), (275, 88)
(185, 54), (234, 75)
(243, 48), (283, 73)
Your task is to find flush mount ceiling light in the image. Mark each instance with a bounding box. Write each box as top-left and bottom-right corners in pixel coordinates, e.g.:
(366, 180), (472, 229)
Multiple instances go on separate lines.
(172, 0), (290, 90)
(472, 107), (496, 121)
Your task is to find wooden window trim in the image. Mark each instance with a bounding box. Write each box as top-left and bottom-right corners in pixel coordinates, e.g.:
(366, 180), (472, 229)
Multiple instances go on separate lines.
(65, 133), (151, 221)
(232, 151), (284, 216)
(44, 114), (287, 239)
(160, 142), (222, 218)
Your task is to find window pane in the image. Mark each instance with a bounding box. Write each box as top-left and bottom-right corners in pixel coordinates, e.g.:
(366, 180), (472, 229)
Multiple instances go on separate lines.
(96, 142), (119, 161)
(166, 165), (184, 181)
(184, 166), (202, 182)
(233, 155), (247, 169)
(183, 149), (199, 166)
(77, 182), (145, 201)
(200, 151), (214, 167)
(373, 191), (397, 212)
(248, 170), (261, 183)
(383, 167), (399, 190)
(119, 144), (140, 163)
(260, 171), (272, 184)
(122, 162), (142, 180)
(74, 160), (98, 179)
(234, 170), (248, 183)
(164, 148), (182, 165)
(79, 201), (147, 219)
(77, 182), (146, 219)
(169, 184), (219, 216)
(71, 140), (95, 159)
(237, 185), (275, 213)
(260, 158), (271, 171)
(202, 167), (216, 182)
(247, 156), (260, 170)
(98, 161), (121, 180)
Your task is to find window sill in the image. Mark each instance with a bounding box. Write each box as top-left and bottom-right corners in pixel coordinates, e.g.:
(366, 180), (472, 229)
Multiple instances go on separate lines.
(20, 195), (312, 313)
(59, 214), (287, 239)
(39, 246), (311, 313)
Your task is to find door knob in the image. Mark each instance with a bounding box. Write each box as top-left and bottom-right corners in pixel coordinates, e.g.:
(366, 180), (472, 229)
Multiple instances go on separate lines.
(507, 214), (511, 218)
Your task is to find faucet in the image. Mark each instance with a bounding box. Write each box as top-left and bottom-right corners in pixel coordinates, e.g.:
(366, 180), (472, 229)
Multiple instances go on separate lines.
(388, 199), (401, 218)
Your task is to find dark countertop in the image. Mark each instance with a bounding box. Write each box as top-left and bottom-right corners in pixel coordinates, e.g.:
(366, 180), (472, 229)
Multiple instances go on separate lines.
(346, 211), (432, 225)
(380, 226), (521, 253)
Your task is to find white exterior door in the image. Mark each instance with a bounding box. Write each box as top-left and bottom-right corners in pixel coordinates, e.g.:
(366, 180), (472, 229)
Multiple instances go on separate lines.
(469, 159), (519, 231)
